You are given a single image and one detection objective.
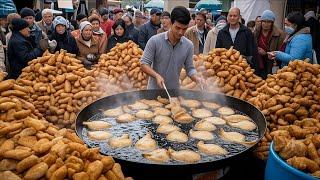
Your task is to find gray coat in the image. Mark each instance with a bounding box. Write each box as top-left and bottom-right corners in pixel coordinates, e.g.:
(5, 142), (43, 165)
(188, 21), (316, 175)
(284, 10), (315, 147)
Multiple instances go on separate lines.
(138, 21), (160, 49)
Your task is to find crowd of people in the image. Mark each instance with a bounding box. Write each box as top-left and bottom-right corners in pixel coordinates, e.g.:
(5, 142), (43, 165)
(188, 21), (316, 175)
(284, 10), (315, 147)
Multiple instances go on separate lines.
(0, 5), (318, 82)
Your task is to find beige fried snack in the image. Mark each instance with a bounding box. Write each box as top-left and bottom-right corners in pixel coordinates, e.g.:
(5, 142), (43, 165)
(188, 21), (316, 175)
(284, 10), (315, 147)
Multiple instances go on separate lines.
(157, 124), (181, 134)
(202, 101), (221, 109)
(179, 97), (201, 108)
(153, 115), (173, 124)
(87, 131), (112, 141)
(227, 121), (257, 131)
(166, 131), (188, 143)
(140, 99), (163, 107)
(135, 133), (157, 152)
(83, 121), (111, 130)
(136, 110), (155, 119)
(109, 134), (132, 148)
(16, 155), (39, 173)
(116, 113), (136, 123)
(189, 129), (214, 141)
(0, 171), (22, 180)
(171, 103), (193, 124)
(194, 120), (217, 131)
(197, 141), (228, 156)
(24, 162), (48, 180)
(143, 148), (170, 163)
(219, 129), (256, 146)
(203, 117), (226, 125)
(128, 101), (149, 110)
(153, 107), (171, 116)
(192, 108), (213, 119)
(103, 107), (123, 117)
(218, 107), (235, 116)
(223, 114), (250, 123)
(87, 160), (104, 180)
(168, 148), (201, 163)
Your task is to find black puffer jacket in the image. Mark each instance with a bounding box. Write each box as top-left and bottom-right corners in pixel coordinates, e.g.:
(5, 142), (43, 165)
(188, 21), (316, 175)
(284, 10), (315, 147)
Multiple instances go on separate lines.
(216, 23), (258, 69)
(49, 31), (79, 55)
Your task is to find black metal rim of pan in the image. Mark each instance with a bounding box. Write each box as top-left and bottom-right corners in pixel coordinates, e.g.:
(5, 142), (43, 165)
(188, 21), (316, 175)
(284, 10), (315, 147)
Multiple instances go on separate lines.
(75, 89), (267, 175)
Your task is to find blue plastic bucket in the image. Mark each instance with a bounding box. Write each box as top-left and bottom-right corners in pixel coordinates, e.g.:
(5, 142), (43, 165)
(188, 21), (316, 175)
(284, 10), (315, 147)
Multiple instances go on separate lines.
(265, 142), (318, 180)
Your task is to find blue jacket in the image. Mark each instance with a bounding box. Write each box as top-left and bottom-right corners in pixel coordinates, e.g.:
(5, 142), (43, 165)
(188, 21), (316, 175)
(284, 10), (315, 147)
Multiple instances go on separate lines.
(138, 21), (160, 49)
(276, 27), (313, 67)
(7, 31), (43, 79)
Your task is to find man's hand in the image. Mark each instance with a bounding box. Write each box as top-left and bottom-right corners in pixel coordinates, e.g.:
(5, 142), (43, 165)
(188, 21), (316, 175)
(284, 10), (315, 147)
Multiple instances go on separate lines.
(267, 51), (276, 60)
(155, 74), (165, 89)
(191, 75), (205, 90)
(258, 47), (267, 56)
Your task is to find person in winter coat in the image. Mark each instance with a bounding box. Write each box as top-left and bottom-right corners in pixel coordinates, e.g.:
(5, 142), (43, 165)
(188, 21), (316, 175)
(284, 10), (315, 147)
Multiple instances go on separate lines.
(36, 8), (54, 36)
(254, 10), (285, 79)
(106, 19), (130, 52)
(100, 8), (114, 37)
(203, 15), (227, 55)
(122, 13), (139, 44)
(215, 7), (258, 70)
(157, 11), (171, 34)
(7, 18), (48, 79)
(88, 14), (108, 53)
(49, 16), (79, 55)
(76, 21), (100, 68)
(138, 8), (162, 49)
(269, 12), (313, 67)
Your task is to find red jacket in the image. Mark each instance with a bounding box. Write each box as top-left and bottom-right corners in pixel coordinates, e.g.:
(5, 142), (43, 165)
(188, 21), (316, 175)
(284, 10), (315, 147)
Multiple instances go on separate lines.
(100, 19), (114, 37)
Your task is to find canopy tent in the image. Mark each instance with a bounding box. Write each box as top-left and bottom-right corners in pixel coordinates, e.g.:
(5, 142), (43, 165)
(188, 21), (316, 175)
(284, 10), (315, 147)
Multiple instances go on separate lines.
(195, 0), (222, 12)
(144, 0), (164, 10)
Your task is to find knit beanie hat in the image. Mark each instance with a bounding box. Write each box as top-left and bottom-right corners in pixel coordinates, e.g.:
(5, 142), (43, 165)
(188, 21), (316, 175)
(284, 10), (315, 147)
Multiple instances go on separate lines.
(53, 16), (68, 29)
(215, 15), (227, 24)
(20, 7), (35, 18)
(79, 21), (92, 32)
(11, 18), (29, 31)
(261, 10), (275, 22)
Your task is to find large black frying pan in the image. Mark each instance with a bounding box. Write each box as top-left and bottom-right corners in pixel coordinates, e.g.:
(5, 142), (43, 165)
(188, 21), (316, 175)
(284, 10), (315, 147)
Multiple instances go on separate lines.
(75, 89), (266, 179)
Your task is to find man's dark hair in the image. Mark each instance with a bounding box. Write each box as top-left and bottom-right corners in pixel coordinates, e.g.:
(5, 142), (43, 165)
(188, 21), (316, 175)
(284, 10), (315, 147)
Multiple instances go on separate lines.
(171, 6), (191, 25)
(191, 13), (196, 20)
(255, 16), (261, 21)
(196, 12), (206, 20)
(286, 11), (305, 32)
(247, 20), (255, 28)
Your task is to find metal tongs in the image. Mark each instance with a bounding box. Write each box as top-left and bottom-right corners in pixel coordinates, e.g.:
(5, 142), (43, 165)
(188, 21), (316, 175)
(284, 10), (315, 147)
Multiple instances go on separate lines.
(162, 82), (172, 103)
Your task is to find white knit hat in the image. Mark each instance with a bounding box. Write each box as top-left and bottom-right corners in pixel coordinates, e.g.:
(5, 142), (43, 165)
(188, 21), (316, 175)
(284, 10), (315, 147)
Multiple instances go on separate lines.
(79, 21), (92, 32)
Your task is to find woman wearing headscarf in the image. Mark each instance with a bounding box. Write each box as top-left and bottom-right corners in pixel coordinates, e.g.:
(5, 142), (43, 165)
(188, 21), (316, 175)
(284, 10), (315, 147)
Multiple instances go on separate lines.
(76, 21), (100, 68)
(88, 14), (107, 53)
(269, 12), (313, 67)
(203, 15), (227, 55)
(106, 19), (130, 52)
(49, 16), (79, 54)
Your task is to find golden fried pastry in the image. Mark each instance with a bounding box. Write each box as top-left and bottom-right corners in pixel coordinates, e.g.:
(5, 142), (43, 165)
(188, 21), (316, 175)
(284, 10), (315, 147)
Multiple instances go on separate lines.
(189, 130), (214, 141)
(192, 109), (213, 119)
(83, 121), (111, 130)
(143, 149), (170, 163)
(153, 115), (173, 124)
(287, 156), (319, 173)
(157, 96), (170, 104)
(88, 131), (112, 141)
(217, 107), (235, 116)
(103, 107), (123, 117)
(116, 114), (135, 123)
(128, 101), (149, 110)
(166, 131), (188, 143)
(171, 104), (193, 124)
(140, 99), (163, 107)
(109, 134), (132, 149)
(136, 110), (155, 119)
(122, 105), (133, 113)
(168, 148), (201, 163)
(153, 107), (171, 116)
(219, 129), (255, 146)
(227, 121), (256, 131)
(194, 120), (217, 131)
(203, 117), (226, 125)
(135, 133), (157, 152)
(179, 97), (201, 108)
(202, 101), (221, 109)
(197, 141), (228, 155)
(223, 114), (250, 123)
(157, 124), (181, 134)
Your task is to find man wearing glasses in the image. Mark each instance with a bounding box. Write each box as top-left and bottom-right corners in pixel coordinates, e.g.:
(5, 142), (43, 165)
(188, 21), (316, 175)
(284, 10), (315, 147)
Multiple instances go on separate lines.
(157, 11), (171, 34)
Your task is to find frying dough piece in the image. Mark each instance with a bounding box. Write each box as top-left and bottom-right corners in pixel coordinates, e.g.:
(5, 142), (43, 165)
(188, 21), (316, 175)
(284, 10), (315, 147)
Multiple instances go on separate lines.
(157, 96), (170, 104)
(88, 131), (112, 140)
(217, 107), (235, 116)
(219, 129), (256, 146)
(194, 120), (216, 131)
(103, 107), (123, 117)
(227, 121), (256, 131)
(203, 117), (226, 125)
(223, 114), (250, 123)
(202, 101), (221, 109)
(166, 131), (188, 143)
(153, 107), (171, 116)
(179, 97), (201, 108)
(143, 149), (170, 163)
(157, 124), (181, 134)
(109, 134), (132, 148)
(135, 133), (157, 152)
(83, 121), (111, 130)
(197, 141), (228, 155)
(136, 110), (155, 119)
(128, 101), (149, 110)
(116, 114), (135, 123)
(171, 103), (193, 124)
(122, 105), (133, 113)
(189, 129), (214, 141)
(140, 99), (163, 107)
(192, 109), (213, 119)
(168, 148), (201, 163)
(153, 115), (173, 124)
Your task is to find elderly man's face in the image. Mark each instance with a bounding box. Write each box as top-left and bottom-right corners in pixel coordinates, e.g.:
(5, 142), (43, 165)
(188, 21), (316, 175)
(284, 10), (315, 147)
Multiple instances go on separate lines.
(227, 8), (240, 26)
(24, 16), (35, 27)
(43, 13), (53, 25)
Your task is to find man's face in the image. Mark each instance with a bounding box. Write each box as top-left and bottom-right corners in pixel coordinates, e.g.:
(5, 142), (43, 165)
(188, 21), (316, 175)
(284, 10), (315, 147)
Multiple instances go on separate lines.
(115, 12), (123, 20)
(261, 20), (273, 31)
(171, 21), (188, 40)
(20, 27), (30, 37)
(151, 13), (161, 25)
(195, 14), (206, 28)
(102, 14), (109, 20)
(123, 16), (132, 26)
(256, 17), (261, 26)
(91, 20), (100, 31)
(0, 18), (7, 28)
(227, 9), (240, 26)
(24, 16), (35, 27)
(161, 16), (171, 27)
(43, 13), (53, 25)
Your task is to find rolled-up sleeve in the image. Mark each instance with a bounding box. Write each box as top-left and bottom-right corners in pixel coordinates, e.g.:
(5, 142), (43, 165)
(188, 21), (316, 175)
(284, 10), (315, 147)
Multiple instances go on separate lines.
(141, 36), (156, 66)
(185, 44), (197, 77)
